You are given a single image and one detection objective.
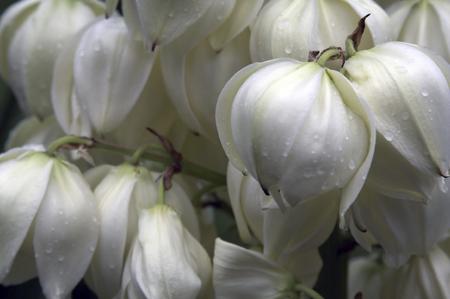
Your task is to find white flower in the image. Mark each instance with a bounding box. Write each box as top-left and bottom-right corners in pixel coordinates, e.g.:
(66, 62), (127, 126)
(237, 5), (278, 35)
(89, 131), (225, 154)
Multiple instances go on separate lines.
(388, 0), (450, 61)
(343, 42), (450, 184)
(227, 162), (338, 253)
(160, 0), (262, 142)
(120, 0), (213, 50)
(250, 0), (392, 62)
(118, 205), (211, 299)
(85, 164), (200, 299)
(349, 179), (450, 267)
(0, 0), (104, 117)
(0, 146), (99, 299)
(347, 255), (386, 299)
(216, 58), (375, 222)
(213, 239), (322, 299)
(381, 246), (450, 299)
(73, 15), (156, 134)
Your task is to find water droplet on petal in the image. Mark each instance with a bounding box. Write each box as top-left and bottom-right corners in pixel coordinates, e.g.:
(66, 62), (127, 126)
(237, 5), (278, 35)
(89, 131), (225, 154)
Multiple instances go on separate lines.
(384, 131), (394, 142)
(348, 160), (356, 170)
(439, 178), (448, 193)
(58, 256), (65, 262)
(421, 90), (429, 97)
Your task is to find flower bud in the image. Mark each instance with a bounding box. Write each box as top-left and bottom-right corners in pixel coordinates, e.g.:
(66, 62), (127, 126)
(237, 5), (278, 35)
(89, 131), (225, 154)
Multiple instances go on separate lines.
(0, 0), (104, 117)
(213, 239), (322, 299)
(118, 205), (211, 299)
(73, 15), (156, 134)
(161, 1), (262, 142)
(250, 0), (392, 62)
(388, 0), (450, 61)
(85, 164), (200, 299)
(343, 42), (450, 181)
(121, 0), (213, 50)
(216, 58), (375, 221)
(0, 146), (99, 299)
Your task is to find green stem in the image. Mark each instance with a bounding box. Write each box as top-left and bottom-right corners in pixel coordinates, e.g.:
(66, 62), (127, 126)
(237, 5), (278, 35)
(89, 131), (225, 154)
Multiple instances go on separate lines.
(295, 284), (324, 299)
(47, 136), (226, 185)
(47, 135), (93, 155)
(316, 47), (344, 67)
(129, 144), (163, 165)
(157, 179), (165, 205)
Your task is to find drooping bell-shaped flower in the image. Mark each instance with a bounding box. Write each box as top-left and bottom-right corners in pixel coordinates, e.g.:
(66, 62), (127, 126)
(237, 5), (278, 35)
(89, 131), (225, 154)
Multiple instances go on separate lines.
(117, 205), (211, 299)
(380, 246), (450, 299)
(73, 15), (156, 134)
(388, 0), (450, 61)
(347, 254), (387, 299)
(119, 0), (213, 50)
(216, 57), (375, 221)
(6, 116), (64, 150)
(160, 0), (262, 142)
(349, 178), (450, 267)
(343, 42), (450, 183)
(0, 0), (104, 117)
(250, 0), (392, 62)
(213, 239), (323, 299)
(227, 162), (338, 253)
(0, 146), (99, 299)
(85, 163), (200, 299)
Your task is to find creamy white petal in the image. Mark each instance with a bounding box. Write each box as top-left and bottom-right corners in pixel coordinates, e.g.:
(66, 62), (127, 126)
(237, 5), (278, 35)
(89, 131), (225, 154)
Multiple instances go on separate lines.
(208, 0), (263, 51)
(216, 60), (290, 174)
(2, 229), (37, 286)
(0, 151), (52, 282)
(7, 0), (102, 117)
(51, 29), (92, 136)
(352, 182), (450, 267)
(131, 207), (208, 299)
(89, 164), (143, 299)
(250, 0), (391, 62)
(381, 246), (450, 299)
(213, 239), (296, 299)
(344, 42), (450, 178)
(227, 163), (263, 244)
(123, 0), (212, 49)
(162, 30), (251, 141)
(388, 0), (450, 61)
(34, 161), (99, 299)
(83, 164), (115, 189)
(6, 116), (64, 149)
(74, 16), (155, 133)
(0, 0), (40, 82)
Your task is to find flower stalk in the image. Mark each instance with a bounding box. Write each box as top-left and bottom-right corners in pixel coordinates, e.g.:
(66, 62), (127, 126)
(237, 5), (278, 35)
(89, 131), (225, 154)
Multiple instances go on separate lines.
(46, 135), (226, 185)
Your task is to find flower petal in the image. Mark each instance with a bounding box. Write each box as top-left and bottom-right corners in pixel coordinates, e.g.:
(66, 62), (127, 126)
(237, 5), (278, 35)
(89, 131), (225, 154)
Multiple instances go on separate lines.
(34, 161), (99, 299)
(0, 152), (52, 282)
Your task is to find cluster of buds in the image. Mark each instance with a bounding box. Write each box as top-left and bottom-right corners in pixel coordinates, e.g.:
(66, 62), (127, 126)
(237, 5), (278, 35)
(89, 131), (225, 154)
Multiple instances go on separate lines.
(0, 0), (449, 298)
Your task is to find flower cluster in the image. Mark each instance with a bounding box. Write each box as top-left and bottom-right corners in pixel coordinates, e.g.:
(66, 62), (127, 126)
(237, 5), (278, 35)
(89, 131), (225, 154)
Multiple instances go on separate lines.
(0, 0), (449, 298)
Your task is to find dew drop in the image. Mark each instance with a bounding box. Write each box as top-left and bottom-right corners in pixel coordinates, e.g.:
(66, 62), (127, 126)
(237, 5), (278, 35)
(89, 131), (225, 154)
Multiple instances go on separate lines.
(58, 210), (64, 216)
(384, 131), (394, 142)
(284, 46), (293, 55)
(439, 178), (448, 193)
(89, 246), (95, 252)
(45, 248), (53, 255)
(348, 160), (356, 170)
(421, 90), (429, 97)
(168, 12), (174, 18)
(58, 256), (65, 263)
